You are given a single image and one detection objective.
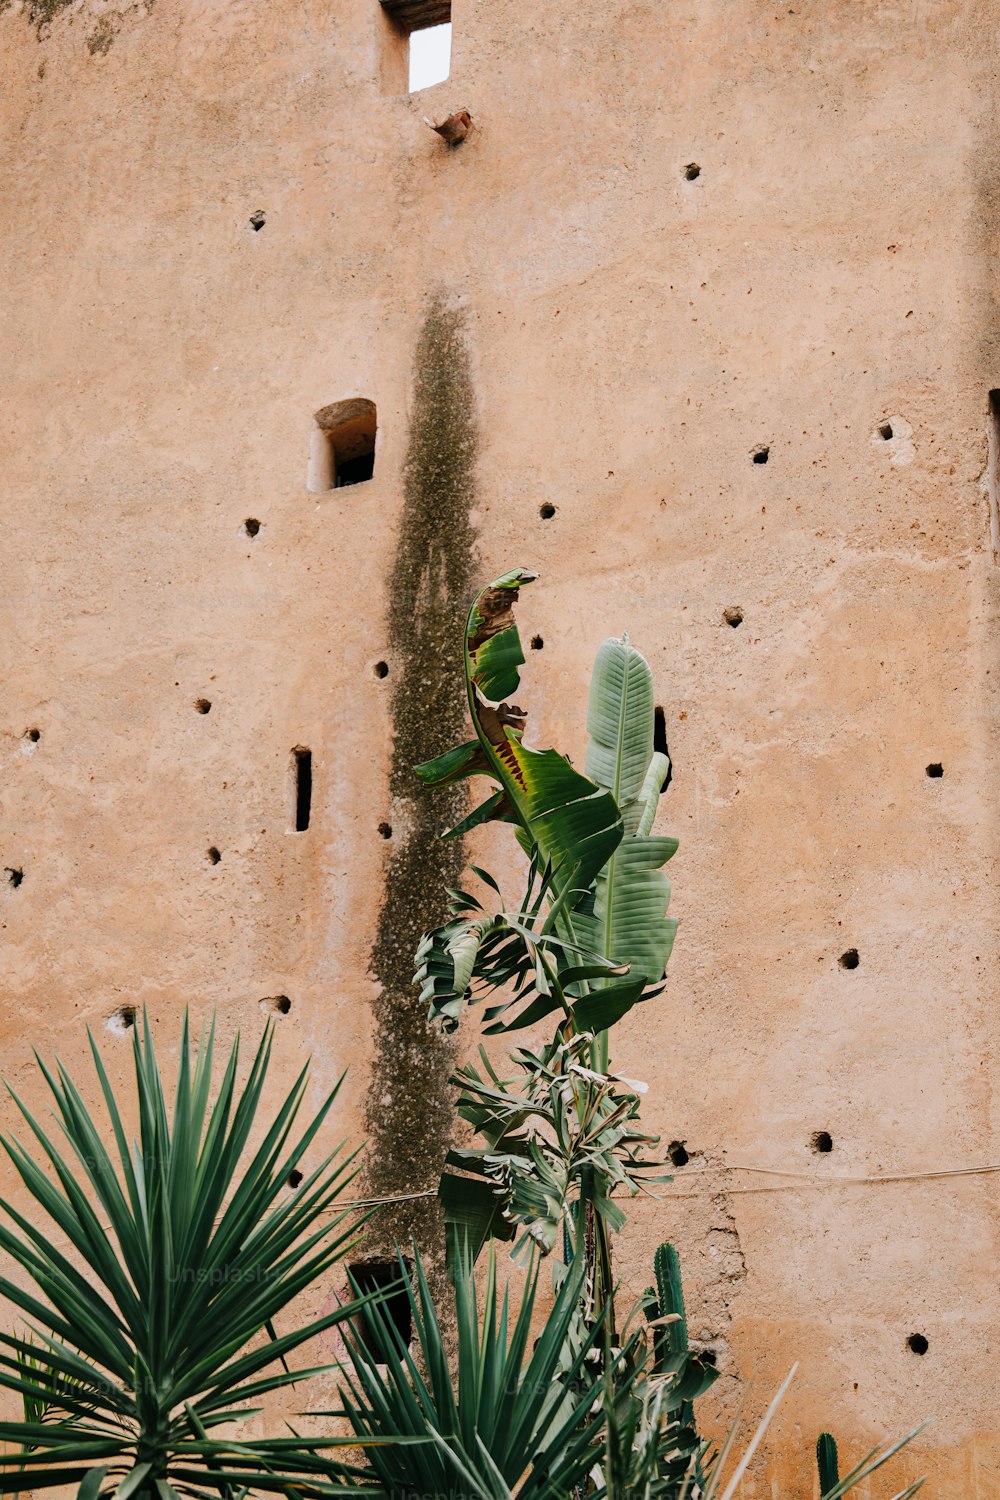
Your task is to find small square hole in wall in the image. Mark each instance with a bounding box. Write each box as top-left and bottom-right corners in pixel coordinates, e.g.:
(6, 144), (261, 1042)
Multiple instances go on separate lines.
(308, 399), (376, 492)
(379, 1), (451, 94)
(348, 1258), (414, 1357)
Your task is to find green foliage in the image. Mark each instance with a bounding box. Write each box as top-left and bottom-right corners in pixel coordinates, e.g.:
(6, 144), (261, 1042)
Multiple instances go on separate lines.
(651, 1243), (688, 1361)
(413, 855), (640, 1037)
(444, 1035), (668, 1259)
(818, 1432), (840, 1494)
(575, 636), (678, 1048)
(333, 1247), (617, 1500)
(408, 568), (925, 1500)
(332, 1244), (730, 1500)
(414, 572), (678, 1256)
(0, 1013), (366, 1500)
(639, 1242), (715, 1491)
(416, 567), (624, 914)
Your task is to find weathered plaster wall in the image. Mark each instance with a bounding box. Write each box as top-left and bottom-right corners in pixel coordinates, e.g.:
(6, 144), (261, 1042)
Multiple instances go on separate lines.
(2, 0), (1000, 1492)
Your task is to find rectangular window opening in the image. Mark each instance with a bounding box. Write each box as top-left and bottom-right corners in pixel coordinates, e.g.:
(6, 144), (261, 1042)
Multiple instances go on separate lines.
(408, 20), (451, 92)
(988, 391), (1000, 562)
(379, 0), (451, 94)
(308, 399), (376, 493)
(292, 747), (312, 832)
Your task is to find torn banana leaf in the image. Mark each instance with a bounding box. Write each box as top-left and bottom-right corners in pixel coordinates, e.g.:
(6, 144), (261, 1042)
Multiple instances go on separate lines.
(438, 1168), (515, 1270)
(416, 569), (624, 899)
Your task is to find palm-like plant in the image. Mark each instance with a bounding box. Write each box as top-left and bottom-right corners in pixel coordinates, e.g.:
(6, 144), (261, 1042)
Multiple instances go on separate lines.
(0, 1013), (365, 1500)
(414, 570), (676, 1047)
(333, 1247), (621, 1500)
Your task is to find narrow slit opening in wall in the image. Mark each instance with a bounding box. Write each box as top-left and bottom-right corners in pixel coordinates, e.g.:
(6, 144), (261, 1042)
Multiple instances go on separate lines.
(988, 391), (1000, 558)
(653, 707), (673, 791)
(348, 1259), (414, 1356)
(292, 748), (312, 832)
(308, 399), (376, 492)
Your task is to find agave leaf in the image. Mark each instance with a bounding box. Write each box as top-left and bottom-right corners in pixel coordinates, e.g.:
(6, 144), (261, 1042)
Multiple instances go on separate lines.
(114, 1463), (151, 1500)
(423, 570), (626, 903)
(77, 1467), (109, 1500)
(332, 1246), (613, 1500)
(0, 1013), (365, 1500)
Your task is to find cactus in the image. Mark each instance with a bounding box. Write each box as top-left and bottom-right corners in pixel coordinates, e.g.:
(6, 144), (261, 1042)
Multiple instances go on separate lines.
(642, 1241), (711, 1490)
(817, 1432), (840, 1495)
(651, 1241), (689, 1363)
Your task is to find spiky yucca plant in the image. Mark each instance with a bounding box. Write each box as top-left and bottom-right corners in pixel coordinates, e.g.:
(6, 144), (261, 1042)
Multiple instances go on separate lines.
(0, 1013), (365, 1500)
(331, 1246), (624, 1500)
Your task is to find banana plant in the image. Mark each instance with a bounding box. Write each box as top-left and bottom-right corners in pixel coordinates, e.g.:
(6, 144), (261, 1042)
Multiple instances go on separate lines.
(414, 571), (676, 1042)
(0, 1013), (370, 1500)
(413, 570), (678, 1281)
(406, 569), (926, 1500)
(575, 635), (678, 1071)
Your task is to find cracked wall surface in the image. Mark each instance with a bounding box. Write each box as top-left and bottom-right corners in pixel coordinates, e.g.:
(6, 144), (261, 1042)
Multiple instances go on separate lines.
(3, 0), (1000, 1493)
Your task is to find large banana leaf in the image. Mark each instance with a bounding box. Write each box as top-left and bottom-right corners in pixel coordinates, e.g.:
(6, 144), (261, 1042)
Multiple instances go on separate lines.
(412, 577), (675, 1262)
(574, 635), (678, 1045)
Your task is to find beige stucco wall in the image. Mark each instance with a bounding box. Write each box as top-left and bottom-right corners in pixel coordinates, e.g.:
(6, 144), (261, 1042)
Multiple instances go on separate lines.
(3, 0), (1000, 1492)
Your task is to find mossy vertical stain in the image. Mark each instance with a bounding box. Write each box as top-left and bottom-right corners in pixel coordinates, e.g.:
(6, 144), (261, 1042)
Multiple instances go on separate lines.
(365, 293), (477, 1251)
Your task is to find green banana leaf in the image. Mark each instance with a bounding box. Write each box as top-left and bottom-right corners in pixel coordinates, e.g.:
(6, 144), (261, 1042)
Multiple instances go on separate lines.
(574, 634), (678, 1037)
(416, 569), (624, 904)
(438, 1167), (515, 1269)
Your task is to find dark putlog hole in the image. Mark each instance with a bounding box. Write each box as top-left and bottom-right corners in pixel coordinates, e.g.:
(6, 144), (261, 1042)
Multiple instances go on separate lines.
(348, 1259), (414, 1355)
